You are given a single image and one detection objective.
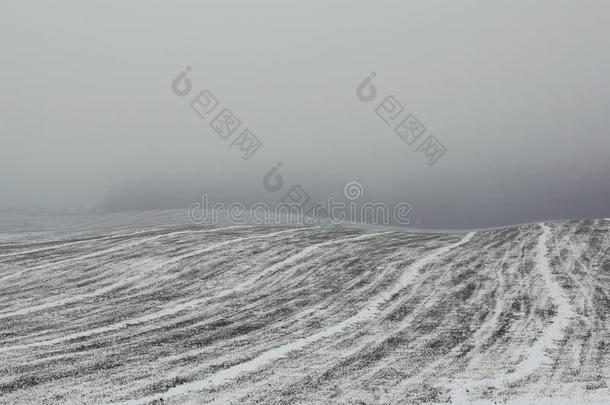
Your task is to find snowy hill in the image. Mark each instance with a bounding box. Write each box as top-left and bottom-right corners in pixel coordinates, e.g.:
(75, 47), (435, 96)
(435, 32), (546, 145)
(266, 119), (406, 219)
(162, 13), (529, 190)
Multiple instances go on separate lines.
(0, 213), (609, 404)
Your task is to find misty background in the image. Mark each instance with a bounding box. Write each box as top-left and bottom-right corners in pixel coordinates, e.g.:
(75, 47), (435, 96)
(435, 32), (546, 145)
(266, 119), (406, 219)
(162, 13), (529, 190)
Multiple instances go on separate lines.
(1, 0), (609, 229)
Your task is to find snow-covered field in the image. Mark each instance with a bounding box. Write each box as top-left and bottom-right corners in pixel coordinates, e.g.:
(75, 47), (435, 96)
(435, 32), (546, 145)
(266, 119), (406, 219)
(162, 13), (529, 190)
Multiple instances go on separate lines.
(0, 211), (609, 404)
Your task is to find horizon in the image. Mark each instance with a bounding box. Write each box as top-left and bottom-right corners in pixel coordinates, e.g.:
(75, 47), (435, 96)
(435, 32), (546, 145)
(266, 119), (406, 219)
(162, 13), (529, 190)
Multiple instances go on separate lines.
(2, 0), (609, 229)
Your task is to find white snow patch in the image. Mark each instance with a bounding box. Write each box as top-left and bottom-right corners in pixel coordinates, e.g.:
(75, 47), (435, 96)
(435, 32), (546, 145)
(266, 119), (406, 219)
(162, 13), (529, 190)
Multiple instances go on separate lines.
(110, 232), (475, 405)
(448, 223), (576, 404)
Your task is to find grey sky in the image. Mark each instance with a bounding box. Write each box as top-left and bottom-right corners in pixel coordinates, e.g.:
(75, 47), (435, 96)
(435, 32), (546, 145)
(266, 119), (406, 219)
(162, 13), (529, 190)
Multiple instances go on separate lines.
(1, 0), (609, 229)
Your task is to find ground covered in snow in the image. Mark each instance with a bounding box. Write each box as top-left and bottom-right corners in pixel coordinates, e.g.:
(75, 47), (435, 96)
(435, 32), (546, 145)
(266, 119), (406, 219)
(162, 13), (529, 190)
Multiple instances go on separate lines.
(0, 211), (609, 404)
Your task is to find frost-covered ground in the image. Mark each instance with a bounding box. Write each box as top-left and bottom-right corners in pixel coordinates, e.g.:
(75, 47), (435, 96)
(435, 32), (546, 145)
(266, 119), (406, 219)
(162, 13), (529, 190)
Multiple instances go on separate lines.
(0, 211), (609, 404)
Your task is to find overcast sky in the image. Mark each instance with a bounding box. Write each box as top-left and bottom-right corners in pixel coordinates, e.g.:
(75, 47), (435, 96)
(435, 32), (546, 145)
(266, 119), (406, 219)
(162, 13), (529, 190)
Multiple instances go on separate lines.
(1, 0), (609, 229)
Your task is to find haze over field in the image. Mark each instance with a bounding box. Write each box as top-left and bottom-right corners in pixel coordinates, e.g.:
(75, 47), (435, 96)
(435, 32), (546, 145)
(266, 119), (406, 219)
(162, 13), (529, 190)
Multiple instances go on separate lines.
(1, 1), (610, 228)
(1, 2), (610, 404)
